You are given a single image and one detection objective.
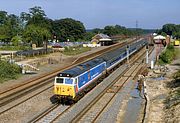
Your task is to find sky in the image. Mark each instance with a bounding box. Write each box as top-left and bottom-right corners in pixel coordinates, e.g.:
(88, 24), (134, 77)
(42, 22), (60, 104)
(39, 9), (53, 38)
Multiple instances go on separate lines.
(0, 0), (179, 29)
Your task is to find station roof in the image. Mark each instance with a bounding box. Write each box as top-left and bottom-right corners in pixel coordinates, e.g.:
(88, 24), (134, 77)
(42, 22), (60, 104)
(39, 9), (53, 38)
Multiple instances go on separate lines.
(153, 35), (166, 40)
(91, 33), (111, 43)
(92, 33), (110, 39)
(99, 38), (112, 41)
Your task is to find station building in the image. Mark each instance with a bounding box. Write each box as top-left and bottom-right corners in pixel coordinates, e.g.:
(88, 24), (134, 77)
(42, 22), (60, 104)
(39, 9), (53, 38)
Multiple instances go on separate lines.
(153, 35), (166, 46)
(91, 33), (113, 46)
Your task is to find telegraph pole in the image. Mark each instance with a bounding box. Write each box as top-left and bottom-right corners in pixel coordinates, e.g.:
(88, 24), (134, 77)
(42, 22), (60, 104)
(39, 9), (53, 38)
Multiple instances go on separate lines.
(136, 20), (138, 39)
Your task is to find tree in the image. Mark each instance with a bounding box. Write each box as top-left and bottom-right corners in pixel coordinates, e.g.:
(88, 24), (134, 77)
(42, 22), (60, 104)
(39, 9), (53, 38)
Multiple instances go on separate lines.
(0, 11), (10, 42)
(52, 18), (86, 41)
(23, 24), (50, 47)
(161, 32), (167, 37)
(27, 6), (52, 29)
(174, 31), (180, 39)
(20, 6), (52, 46)
(162, 24), (177, 36)
(0, 25), (11, 43)
(20, 12), (31, 28)
(8, 14), (22, 36)
(0, 11), (22, 43)
(92, 28), (103, 34)
(159, 24), (180, 39)
(84, 32), (96, 41)
(103, 26), (117, 36)
(0, 11), (8, 25)
(11, 36), (22, 46)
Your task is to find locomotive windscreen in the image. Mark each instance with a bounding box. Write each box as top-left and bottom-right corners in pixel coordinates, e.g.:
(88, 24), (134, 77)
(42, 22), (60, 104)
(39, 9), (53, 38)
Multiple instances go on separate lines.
(56, 78), (64, 83)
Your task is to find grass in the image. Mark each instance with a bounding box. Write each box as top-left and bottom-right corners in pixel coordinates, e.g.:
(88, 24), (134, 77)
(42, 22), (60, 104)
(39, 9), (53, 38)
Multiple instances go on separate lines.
(0, 45), (31, 51)
(165, 58), (180, 109)
(63, 45), (91, 56)
(0, 74), (22, 83)
(174, 47), (180, 59)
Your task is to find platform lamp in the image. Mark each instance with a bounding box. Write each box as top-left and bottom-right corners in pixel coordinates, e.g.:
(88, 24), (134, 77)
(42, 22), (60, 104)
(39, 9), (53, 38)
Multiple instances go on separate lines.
(44, 35), (48, 54)
(146, 45), (149, 64)
(126, 45), (129, 64)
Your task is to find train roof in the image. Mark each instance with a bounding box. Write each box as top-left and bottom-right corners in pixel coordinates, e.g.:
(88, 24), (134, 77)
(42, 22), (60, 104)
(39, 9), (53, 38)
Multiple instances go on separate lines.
(57, 58), (105, 77)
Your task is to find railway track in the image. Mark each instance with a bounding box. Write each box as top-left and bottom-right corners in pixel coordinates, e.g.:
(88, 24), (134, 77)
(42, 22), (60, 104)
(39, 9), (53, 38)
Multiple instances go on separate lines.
(0, 38), (139, 109)
(27, 45), (153, 123)
(0, 38), (150, 123)
(57, 47), (149, 123)
(0, 79), (53, 108)
(28, 104), (72, 123)
(0, 82), (53, 114)
(72, 64), (145, 123)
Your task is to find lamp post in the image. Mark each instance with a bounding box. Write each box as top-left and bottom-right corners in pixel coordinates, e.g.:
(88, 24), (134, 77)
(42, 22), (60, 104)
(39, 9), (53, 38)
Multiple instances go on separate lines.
(126, 45), (129, 64)
(46, 36), (48, 54)
(146, 45), (149, 64)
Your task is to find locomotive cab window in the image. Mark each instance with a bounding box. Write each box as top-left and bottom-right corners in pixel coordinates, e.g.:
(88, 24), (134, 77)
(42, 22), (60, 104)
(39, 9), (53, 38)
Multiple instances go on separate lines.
(65, 78), (73, 84)
(56, 78), (64, 83)
(75, 78), (78, 84)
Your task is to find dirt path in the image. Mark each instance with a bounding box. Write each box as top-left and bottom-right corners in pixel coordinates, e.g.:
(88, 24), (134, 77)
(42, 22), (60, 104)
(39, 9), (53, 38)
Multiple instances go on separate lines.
(146, 46), (180, 123)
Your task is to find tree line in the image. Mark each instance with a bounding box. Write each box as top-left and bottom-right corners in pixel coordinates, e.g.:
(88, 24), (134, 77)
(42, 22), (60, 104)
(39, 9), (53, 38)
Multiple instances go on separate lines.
(157, 24), (180, 39)
(0, 6), (146, 47)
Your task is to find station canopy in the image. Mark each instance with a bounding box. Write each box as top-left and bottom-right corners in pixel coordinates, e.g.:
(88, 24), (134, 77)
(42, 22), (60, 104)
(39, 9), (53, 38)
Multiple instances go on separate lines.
(153, 35), (166, 40)
(99, 38), (112, 41)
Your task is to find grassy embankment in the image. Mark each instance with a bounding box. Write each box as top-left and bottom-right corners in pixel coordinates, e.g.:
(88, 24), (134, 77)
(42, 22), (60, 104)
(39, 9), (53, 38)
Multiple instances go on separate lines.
(158, 45), (176, 65)
(158, 44), (180, 106)
(161, 47), (180, 122)
(166, 47), (180, 106)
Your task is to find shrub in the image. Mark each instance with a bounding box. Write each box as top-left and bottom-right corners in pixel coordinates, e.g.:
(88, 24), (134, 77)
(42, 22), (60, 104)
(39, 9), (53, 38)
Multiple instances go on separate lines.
(0, 61), (21, 83)
(174, 70), (180, 80)
(159, 45), (175, 64)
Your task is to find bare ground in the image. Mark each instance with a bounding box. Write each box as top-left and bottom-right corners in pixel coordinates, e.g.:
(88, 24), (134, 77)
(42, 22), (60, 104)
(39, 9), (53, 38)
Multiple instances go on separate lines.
(146, 46), (180, 123)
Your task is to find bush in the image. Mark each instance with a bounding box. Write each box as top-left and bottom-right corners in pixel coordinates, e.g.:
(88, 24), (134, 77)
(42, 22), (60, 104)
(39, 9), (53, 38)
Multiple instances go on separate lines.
(167, 45), (175, 51)
(159, 45), (175, 64)
(0, 61), (21, 83)
(174, 70), (180, 80)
